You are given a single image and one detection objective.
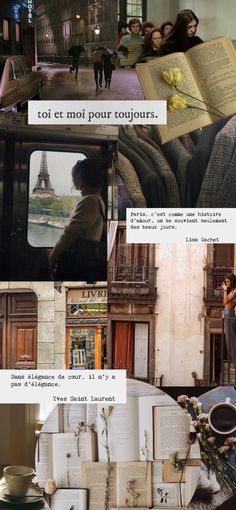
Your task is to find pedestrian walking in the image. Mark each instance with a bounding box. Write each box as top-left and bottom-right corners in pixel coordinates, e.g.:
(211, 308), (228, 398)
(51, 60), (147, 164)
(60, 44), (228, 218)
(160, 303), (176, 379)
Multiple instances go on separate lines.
(68, 45), (85, 79)
(92, 46), (106, 90)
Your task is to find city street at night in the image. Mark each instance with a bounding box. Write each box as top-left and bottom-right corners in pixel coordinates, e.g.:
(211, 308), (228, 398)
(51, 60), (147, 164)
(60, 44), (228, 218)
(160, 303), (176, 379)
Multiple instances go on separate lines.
(39, 63), (144, 101)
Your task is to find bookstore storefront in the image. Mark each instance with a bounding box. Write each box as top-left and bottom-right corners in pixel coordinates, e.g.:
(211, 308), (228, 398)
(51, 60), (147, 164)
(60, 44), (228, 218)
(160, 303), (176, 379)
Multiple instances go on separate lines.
(66, 287), (108, 370)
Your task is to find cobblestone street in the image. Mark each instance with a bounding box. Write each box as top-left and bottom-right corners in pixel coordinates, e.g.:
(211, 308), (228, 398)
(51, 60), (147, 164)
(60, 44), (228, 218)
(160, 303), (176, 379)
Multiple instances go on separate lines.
(40, 63), (144, 101)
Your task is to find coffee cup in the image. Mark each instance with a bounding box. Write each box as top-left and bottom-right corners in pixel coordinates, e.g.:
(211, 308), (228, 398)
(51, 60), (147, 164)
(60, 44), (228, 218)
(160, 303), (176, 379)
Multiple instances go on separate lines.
(3, 465), (35, 498)
(208, 399), (236, 435)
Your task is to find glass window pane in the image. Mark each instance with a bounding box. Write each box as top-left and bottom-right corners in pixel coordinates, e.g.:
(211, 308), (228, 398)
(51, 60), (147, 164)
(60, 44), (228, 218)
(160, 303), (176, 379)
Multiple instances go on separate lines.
(28, 151), (86, 247)
(13, 59), (24, 78)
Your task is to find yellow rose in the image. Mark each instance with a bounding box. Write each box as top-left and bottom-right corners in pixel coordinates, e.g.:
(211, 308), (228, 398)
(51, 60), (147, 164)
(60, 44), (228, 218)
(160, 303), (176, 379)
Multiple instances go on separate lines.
(162, 68), (184, 87)
(168, 94), (189, 112)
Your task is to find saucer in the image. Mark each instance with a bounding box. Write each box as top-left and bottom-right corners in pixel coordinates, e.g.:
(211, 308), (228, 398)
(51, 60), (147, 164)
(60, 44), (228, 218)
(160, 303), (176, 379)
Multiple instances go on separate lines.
(0, 480), (43, 505)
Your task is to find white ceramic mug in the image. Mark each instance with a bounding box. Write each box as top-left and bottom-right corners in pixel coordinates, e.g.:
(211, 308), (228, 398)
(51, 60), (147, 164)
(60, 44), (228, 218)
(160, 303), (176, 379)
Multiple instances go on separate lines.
(208, 398), (236, 435)
(3, 465), (35, 498)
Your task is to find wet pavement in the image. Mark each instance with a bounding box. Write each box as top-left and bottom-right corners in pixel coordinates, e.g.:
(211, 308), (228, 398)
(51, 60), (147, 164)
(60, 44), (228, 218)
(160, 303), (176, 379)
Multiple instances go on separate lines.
(39, 63), (144, 100)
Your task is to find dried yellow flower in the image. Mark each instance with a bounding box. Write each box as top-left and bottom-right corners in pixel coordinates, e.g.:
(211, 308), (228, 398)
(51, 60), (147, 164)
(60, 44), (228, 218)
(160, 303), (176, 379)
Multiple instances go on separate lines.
(162, 68), (184, 87)
(168, 94), (189, 112)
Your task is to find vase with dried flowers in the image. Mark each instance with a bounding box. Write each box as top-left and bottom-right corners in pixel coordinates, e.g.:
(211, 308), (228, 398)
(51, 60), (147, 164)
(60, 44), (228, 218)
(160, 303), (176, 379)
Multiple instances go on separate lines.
(177, 394), (236, 494)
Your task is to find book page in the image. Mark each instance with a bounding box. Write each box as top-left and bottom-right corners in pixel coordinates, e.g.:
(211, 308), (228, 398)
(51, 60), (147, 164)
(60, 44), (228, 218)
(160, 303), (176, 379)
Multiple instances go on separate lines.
(152, 482), (184, 507)
(116, 461), (152, 508)
(153, 406), (190, 459)
(97, 397), (139, 461)
(86, 403), (98, 428)
(50, 489), (88, 510)
(138, 395), (175, 461)
(35, 434), (53, 487)
(188, 36), (236, 116)
(78, 431), (97, 461)
(152, 460), (164, 484)
(52, 433), (81, 488)
(41, 405), (63, 433)
(136, 52), (211, 143)
(184, 466), (200, 506)
(63, 404), (86, 432)
(81, 461), (116, 510)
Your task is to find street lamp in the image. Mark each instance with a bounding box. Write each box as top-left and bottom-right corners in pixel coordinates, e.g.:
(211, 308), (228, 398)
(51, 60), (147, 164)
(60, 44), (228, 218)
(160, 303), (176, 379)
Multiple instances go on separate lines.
(94, 25), (100, 36)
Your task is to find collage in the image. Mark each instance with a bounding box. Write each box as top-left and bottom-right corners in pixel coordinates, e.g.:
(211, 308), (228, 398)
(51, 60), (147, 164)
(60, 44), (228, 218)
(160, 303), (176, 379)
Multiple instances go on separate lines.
(0, 1), (236, 510)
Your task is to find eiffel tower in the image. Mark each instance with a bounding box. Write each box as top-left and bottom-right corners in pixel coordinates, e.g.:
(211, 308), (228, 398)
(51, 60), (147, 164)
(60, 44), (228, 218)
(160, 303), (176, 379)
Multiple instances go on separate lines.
(32, 151), (55, 196)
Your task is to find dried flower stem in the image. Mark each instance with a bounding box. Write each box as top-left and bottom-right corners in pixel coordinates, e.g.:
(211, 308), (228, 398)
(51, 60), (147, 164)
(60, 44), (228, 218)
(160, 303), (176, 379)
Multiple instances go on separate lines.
(100, 406), (114, 510)
(175, 86), (226, 118)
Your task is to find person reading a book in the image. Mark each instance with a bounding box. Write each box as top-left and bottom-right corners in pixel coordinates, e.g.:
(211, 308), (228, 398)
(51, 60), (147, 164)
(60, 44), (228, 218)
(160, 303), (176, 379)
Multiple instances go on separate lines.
(49, 159), (106, 279)
(221, 274), (236, 367)
(158, 9), (203, 56)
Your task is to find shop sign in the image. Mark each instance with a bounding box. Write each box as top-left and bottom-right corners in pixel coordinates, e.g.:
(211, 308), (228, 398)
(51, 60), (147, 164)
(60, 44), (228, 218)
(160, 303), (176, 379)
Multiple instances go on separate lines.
(67, 288), (107, 304)
(28, 0), (33, 24)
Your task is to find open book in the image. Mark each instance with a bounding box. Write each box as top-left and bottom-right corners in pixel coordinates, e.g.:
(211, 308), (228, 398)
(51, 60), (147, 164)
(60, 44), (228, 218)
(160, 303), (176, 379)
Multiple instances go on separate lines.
(41, 403), (98, 433)
(81, 461), (151, 510)
(97, 397), (199, 462)
(136, 36), (236, 143)
(36, 431), (97, 487)
(97, 394), (175, 461)
(50, 489), (88, 510)
(119, 43), (143, 66)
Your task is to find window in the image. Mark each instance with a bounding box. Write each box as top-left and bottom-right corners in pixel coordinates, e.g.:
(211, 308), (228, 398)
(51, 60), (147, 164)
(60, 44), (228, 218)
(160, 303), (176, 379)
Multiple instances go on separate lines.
(127, 0), (142, 22)
(15, 23), (20, 42)
(118, 0), (146, 23)
(9, 62), (14, 81)
(28, 151), (86, 247)
(3, 19), (9, 41)
(21, 58), (31, 75)
(13, 59), (24, 79)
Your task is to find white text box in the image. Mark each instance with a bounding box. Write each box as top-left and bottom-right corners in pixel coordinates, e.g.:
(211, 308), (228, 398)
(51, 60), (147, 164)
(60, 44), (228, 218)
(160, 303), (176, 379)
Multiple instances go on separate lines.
(28, 100), (166, 125)
(0, 370), (126, 404)
(127, 209), (236, 244)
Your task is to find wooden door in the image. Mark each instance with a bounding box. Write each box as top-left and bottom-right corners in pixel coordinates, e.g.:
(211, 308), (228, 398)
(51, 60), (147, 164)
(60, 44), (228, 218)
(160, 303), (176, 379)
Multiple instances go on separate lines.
(7, 319), (37, 369)
(0, 292), (37, 369)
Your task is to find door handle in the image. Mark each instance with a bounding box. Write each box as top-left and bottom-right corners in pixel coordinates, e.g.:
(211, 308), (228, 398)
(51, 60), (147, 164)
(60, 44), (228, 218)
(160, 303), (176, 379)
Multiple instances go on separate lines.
(20, 354), (31, 360)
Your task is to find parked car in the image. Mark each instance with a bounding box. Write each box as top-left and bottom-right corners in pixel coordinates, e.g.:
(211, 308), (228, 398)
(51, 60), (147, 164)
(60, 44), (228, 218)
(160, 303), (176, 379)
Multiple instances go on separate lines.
(0, 55), (43, 112)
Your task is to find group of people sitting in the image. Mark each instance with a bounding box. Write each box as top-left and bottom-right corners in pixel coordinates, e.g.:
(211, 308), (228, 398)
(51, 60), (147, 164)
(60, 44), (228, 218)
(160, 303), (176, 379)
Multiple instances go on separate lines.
(118, 9), (203, 62)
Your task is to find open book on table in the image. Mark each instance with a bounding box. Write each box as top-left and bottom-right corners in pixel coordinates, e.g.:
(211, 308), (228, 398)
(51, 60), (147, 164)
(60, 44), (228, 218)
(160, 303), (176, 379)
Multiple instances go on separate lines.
(136, 35), (236, 143)
(41, 403), (98, 433)
(50, 489), (88, 510)
(96, 395), (199, 462)
(36, 431), (97, 487)
(81, 461), (152, 510)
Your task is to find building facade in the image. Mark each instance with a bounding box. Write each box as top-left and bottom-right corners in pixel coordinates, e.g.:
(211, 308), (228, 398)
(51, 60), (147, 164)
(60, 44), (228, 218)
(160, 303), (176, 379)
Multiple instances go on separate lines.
(0, 1), (36, 66)
(0, 281), (107, 370)
(108, 225), (236, 386)
(35, 0), (117, 62)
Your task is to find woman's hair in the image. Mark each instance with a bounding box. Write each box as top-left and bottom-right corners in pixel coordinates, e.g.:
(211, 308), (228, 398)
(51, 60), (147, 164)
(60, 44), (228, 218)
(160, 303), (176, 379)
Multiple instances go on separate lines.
(141, 21), (155, 36)
(72, 159), (106, 189)
(160, 21), (173, 35)
(143, 28), (162, 51)
(118, 21), (128, 32)
(159, 9), (199, 52)
(225, 273), (236, 293)
(151, 28), (162, 40)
